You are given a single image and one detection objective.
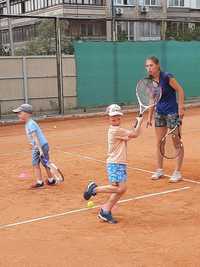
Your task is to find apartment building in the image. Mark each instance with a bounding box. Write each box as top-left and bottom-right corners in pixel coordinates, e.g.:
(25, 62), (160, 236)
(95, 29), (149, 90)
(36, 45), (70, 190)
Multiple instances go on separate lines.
(0, 0), (200, 52)
(113, 0), (200, 41)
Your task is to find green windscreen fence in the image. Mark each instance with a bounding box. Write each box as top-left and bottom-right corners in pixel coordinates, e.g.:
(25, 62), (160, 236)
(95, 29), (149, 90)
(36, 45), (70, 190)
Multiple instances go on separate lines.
(74, 41), (200, 108)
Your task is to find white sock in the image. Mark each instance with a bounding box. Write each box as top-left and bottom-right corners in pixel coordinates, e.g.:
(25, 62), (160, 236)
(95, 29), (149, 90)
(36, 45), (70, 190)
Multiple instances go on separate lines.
(48, 177), (54, 183)
(37, 180), (43, 185)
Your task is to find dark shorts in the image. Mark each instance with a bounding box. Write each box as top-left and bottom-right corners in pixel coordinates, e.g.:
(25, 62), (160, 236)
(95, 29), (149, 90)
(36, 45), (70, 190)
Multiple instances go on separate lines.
(32, 143), (49, 166)
(155, 113), (180, 129)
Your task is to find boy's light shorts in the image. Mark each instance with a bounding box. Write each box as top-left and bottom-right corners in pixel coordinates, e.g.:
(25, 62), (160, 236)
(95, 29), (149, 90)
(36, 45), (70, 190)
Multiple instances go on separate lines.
(107, 163), (127, 184)
(32, 143), (49, 166)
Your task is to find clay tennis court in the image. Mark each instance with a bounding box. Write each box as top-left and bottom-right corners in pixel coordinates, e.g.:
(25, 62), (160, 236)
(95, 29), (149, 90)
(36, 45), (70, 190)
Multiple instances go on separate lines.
(0, 106), (200, 266)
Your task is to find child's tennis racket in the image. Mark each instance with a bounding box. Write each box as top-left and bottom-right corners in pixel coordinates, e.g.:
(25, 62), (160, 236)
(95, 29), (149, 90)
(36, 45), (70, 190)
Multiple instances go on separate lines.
(40, 154), (64, 183)
(160, 121), (183, 159)
(134, 78), (162, 127)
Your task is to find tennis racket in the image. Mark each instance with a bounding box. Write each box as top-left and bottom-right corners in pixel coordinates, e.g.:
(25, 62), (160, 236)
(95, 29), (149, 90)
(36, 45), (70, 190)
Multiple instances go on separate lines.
(40, 154), (64, 183)
(160, 121), (183, 159)
(134, 78), (162, 127)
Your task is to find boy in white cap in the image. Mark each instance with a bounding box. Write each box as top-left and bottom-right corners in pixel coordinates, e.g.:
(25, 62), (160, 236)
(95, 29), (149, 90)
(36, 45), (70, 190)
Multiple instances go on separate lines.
(83, 104), (143, 224)
(13, 104), (57, 188)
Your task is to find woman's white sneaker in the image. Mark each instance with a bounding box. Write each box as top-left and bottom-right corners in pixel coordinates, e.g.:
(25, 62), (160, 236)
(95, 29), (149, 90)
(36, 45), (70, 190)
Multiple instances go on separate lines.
(169, 171), (182, 183)
(151, 169), (164, 180)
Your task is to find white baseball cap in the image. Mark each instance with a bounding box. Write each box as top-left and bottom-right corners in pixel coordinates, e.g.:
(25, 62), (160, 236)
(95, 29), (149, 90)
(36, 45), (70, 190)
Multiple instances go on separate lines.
(106, 104), (123, 117)
(13, 103), (33, 113)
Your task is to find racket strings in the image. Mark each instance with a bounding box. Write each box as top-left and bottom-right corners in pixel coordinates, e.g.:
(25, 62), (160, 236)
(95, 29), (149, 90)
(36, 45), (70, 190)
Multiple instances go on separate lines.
(160, 132), (183, 159)
(49, 163), (64, 182)
(136, 79), (161, 107)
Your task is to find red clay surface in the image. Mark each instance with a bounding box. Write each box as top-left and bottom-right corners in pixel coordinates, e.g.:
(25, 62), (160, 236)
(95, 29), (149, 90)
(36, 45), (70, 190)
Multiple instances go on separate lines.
(0, 107), (200, 267)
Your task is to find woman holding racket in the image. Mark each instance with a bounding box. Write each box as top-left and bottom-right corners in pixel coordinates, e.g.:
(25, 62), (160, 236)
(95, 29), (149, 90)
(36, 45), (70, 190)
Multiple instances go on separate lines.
(146, 56), (185, 183)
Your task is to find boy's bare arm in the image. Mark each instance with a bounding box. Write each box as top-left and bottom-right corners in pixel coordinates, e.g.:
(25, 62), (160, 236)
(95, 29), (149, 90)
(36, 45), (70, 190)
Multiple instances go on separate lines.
(128, 117), (143, 139)
(31, 132), (43, 154)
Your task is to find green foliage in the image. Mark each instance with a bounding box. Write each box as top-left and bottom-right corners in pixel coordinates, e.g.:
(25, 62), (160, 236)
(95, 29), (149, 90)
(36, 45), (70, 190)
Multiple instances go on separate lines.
(166, 25), (200, 41)
(15, 20), (74, 56)
(117, 30), (128, 42)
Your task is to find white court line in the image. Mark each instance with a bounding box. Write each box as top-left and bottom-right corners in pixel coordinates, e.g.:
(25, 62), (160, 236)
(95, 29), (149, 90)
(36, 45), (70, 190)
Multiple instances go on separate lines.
(63, 151), (200, 185)
(0, 186), (190, 230)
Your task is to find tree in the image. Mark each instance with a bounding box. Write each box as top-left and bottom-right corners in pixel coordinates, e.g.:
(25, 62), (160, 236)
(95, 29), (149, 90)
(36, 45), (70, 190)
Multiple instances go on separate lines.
(166, 23), (200, 41)
(15, 20), (74, 56)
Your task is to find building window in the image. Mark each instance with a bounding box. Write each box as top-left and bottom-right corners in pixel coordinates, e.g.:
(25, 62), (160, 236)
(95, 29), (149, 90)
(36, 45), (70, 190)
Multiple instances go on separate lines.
(115, 0), (136, 5)
(25, 0), (31, 12)
(11, 2), (21, 14)
(79, 22), (105, 37)
(64, 0), (104, 4)
(21, 1), (25, 13)
(168, 0), (184, 7)
(138, 21), (160, 38)
(145, 0), (160, 5)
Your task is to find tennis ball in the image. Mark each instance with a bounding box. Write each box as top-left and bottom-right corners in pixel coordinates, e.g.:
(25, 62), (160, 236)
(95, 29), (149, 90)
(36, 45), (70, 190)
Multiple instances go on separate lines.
(53, 125), (57, 129)
(87, 201), (94, 208)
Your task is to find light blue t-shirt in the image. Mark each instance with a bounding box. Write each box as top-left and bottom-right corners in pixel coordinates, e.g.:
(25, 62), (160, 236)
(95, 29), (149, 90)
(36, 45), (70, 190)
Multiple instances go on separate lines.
(25, 119), (48, 147)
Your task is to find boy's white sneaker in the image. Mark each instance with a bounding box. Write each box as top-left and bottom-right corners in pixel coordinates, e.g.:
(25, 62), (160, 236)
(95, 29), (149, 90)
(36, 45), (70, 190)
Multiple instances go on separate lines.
(169, 171), (182, 183)
(151, 169), (164, 180)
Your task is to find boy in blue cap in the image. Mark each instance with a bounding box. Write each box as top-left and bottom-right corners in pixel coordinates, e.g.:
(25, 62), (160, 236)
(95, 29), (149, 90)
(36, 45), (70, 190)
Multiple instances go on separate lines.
(13, 103), (57, 188)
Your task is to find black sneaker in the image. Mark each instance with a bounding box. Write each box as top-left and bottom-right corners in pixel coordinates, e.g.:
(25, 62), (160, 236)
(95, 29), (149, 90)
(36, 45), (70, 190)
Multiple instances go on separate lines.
(31, 181), (44, 189)
(83, 181), (97, 200)
(98, 208), (118, 224)
(46, 178), (57, 186)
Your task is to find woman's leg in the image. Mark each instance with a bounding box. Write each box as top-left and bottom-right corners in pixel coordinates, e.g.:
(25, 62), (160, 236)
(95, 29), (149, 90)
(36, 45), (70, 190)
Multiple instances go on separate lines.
(175, 125), (184, 172)
(155, 126), (168, 170)
(169, 125), (184, 182)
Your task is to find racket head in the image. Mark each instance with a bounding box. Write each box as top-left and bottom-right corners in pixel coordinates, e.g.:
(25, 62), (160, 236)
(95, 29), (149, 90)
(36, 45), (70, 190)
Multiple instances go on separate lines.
(48, 162), (64, 183)
(160, 125), (183, 159)
(136, 78), (162, 115)
(40, 155), (64, 183)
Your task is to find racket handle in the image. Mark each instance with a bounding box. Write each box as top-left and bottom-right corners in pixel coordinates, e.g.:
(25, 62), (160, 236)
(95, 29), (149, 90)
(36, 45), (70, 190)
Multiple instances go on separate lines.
(40, 154), (49, 167)
(134, 120), (138, 128)
(134, 115), (143, 128)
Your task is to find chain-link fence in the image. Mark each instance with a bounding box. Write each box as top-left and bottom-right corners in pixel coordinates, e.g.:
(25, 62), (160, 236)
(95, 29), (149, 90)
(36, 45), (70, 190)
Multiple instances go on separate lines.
(0, 15), (107, 56)
(0, 14), (200, 119)
(1, 15), (200, 57)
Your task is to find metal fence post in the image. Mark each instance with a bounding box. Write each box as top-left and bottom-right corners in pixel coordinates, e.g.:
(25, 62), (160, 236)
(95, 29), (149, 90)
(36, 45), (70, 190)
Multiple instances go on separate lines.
(6, 0), (14, 55)
(0, 100), (1, 120)
(22, 56), (28, 103)
(55, 17), (64, 115)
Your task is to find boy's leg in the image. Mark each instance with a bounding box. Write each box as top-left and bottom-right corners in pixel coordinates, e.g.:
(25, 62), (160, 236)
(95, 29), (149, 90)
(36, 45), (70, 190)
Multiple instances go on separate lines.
(33, 165), (43, 181)
(31, 149), (44, 188)
(40, 144), (57, 185)
(45, 167), (53, 179)
(95, 184), (122, 194)
(101, 182), (127, 212)
(97, 183), (126, 224)
(98, 163), (127, 224)
(83, 180), (125, 200)
(83, 163), (127, 223)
